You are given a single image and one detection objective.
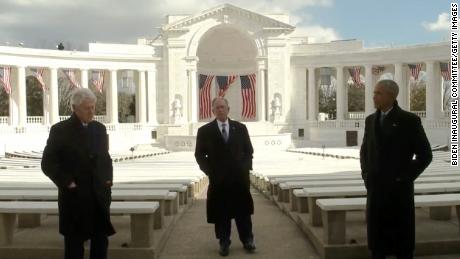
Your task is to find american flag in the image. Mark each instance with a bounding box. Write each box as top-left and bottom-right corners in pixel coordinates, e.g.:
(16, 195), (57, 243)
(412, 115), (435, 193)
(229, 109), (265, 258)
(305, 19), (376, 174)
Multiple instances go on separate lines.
(216, 75), (236, 97)
(240, 74), (256, 119)
(92, 70), (105, 93)
(408, 63), (422, 81)
(0, 66), (12, 94)
(63, 69), (80, 88)
(199, 74), (214, 120)
(348, 67), (363, 88)
(372, 66), (385, 76)
(440, 62), (451, 81)
(32, 67), (46, 91)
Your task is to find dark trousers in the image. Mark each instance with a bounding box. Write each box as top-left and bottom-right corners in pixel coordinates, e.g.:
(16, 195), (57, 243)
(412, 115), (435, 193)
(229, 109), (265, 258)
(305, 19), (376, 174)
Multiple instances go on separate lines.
(371, 251), (413, 259)
(214, 215), (253, 244)
(64, 234), (108, 259)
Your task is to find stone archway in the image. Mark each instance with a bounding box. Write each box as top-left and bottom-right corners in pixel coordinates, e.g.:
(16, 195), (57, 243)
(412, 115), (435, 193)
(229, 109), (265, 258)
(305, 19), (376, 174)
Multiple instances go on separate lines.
(196, 25), (258, 120)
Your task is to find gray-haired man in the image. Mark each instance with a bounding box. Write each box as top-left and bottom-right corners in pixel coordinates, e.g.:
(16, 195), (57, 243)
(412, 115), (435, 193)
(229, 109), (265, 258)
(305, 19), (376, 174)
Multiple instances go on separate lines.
(42, 88), (115, 259)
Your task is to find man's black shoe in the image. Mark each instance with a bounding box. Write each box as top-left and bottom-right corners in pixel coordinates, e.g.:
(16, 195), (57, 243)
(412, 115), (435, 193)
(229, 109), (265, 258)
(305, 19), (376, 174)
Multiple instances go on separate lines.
(219, 244), (229, 256)
(243, 240), (256, 253)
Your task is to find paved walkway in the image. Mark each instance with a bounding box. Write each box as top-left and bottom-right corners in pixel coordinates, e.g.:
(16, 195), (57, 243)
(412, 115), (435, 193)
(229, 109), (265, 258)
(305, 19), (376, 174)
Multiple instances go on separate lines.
(159, 186), (460, 259)
(159, 188), (319, 259)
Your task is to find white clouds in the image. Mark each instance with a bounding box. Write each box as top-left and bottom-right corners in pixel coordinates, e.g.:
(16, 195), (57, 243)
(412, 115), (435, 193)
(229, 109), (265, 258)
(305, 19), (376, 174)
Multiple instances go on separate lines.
(423, 12), (449, 32)
(0, 0), (336, 49)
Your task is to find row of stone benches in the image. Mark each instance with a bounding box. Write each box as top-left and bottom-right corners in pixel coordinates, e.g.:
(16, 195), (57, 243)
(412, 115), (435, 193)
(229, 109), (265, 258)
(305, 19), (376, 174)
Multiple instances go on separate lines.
(251, 163), (460, 258)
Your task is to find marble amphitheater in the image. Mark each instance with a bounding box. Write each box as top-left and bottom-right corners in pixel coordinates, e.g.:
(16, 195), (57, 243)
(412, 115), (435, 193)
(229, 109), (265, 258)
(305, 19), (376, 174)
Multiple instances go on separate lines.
(0, 4), (457, 259)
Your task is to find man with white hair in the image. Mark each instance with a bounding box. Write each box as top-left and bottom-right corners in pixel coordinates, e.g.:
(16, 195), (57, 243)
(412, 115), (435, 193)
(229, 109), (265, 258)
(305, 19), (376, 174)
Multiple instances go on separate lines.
(42, 88), (115, 259)
(360, 79), (432, 259)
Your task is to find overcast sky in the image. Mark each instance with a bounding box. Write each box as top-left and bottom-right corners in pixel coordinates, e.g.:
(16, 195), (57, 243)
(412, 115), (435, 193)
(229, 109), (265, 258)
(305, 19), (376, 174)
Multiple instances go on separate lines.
(0, 0), (451, 51)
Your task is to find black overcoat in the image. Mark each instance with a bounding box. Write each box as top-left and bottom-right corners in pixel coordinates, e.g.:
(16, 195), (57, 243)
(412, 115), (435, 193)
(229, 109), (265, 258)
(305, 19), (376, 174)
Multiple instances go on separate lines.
(41, 114), (115, 238)
(195, 119), (254, 223)
(360, 104), (432, 254)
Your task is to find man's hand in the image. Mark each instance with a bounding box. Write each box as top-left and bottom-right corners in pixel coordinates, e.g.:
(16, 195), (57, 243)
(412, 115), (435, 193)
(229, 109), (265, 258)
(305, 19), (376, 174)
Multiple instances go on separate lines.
(105, 180), (113, 187)
(67, 181), (77, 189)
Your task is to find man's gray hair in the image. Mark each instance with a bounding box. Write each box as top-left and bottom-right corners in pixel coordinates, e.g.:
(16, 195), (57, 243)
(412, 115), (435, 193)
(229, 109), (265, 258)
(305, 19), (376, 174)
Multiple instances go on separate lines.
(70, 88), (97, 110)
(377, 79), (399, 98)
(211, 97), (229, 108)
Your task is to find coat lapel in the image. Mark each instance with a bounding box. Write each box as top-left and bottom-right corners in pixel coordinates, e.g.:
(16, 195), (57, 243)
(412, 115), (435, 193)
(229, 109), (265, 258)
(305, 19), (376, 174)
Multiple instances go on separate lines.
(372, 111), (381, 148)
(227, 119), (236, 144)
(69, 114), (91, 156)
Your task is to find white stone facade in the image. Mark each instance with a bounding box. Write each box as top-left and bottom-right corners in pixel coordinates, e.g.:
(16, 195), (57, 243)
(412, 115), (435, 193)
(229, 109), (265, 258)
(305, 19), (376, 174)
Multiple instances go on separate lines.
(0, 4), (451, 152)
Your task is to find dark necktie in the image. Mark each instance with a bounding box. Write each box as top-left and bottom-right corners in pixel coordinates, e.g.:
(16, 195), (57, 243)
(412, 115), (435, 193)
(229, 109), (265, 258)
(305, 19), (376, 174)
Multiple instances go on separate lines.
(380, 113), (386, 127)
(222, 123), (228, 142)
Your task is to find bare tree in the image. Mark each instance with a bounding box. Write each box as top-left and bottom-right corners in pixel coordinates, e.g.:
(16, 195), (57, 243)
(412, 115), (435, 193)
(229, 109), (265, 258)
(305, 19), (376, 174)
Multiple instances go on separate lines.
(26, 76), (44, 116)
(0, 89), (8, 116)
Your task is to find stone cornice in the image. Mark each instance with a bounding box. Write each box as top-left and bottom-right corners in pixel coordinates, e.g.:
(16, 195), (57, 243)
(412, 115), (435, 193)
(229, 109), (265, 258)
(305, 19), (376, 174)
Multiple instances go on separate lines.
(162, 4), (295, 32)
(290, 42), (449, 67)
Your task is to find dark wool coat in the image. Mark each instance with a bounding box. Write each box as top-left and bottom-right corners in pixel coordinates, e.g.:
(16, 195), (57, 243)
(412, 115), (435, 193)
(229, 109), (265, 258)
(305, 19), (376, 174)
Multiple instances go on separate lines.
(360, 104), (432, 254)
(195, 119), (254, 223)
(41, 114), (115, 238)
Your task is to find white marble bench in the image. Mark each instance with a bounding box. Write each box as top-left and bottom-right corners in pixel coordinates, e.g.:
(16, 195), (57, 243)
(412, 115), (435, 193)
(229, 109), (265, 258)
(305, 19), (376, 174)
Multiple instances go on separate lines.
(294, 182), (460, 226)
(0, 189), (175, 230)
(0, 183), (183, 214)
(279, 176), (460, 204)
(316, 194), (460, 245)
(0, 201), (159, 247)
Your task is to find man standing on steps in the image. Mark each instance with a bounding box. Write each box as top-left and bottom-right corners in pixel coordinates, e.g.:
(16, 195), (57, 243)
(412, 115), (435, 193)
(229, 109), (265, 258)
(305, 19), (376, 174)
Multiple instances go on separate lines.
(195, 97), (256, 257)
(360, 79), (432, 259)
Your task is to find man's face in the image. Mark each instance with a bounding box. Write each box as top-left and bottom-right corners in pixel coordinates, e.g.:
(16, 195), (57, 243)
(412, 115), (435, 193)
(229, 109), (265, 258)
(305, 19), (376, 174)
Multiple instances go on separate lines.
(373, 84), (394, 111)
(74, 99), (96, 123)
(212, 99), (230, 122)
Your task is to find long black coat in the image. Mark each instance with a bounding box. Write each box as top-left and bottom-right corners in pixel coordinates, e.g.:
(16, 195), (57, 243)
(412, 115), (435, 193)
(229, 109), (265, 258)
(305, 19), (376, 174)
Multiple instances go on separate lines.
(360, 104), (432, 254)
(41, 114), (115, 238)
(195, 119), (254, 223)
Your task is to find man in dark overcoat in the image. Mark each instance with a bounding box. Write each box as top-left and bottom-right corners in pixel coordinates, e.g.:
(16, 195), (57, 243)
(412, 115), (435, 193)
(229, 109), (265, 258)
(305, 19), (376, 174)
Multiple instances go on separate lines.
(360, 79), (432, 259)
(42, 88), (115, 259)
(195, 97), (255, 257)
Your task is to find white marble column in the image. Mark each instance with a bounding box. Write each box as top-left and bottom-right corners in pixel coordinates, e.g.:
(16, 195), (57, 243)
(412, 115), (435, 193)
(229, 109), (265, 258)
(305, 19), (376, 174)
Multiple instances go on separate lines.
(295, 67), (307, 121)
(17, 66), (27, 126)
(8, 67), (19, 126)
(186, 66), (198, 123)
(107, 70), (118, 124)
(394, 63), (409, 110)
(49, 67), (59, 125)
(426, 61), (442, 120)
(307, 67), (317, 120)
(364, 64), (374, 116)
(257, 59), (266, 121)
(42, 68), (50, 125)
(336, 66), (345, 120)
(80, 69), (88, 89)
(136, 70), (147, 124)
(147, 68), (158, 125)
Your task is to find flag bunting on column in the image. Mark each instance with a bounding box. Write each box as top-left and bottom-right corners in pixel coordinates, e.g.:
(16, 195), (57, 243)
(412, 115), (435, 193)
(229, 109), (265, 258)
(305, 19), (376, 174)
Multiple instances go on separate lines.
(408, 63), (422, 81)
(199, 74), (214, 120)
(440, 62), (451, 81)
(0, 66), (12, 94)
(240, 74), (256, 119)
(216, 75), (237, 97)
(348, 67), (363, 88)
(63, 69), (81, 88)
(92, 70), (105, 93)
(32, 67), (46, 91)
(372, 66), (385, 76)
